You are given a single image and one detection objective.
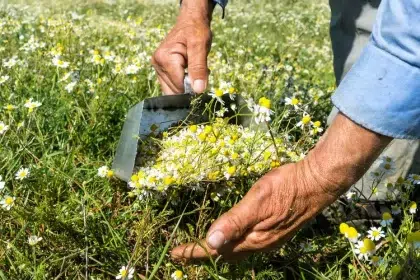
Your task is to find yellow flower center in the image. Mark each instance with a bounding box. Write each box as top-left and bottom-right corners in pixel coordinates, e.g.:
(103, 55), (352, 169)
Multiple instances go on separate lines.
(131, 174), (139, 182)
(106, 170), (114, 178)
(258, 97), (271, 109)
(346, 227), (358, 239)
(410, 202), (417, 209)
(189, 125), (197, 133)
(227, 166), (236, 175)
(174, 270), (183, 279)
(372, 231), (379, 237)
(291, 98), (299, 105)
(215, 89), (224, 97)
(121, 269), (127, 277)
(204, 125), (212, 134)
(5, 197), (14, 205)
(382, 212), (392, 220)
(313, 121), (321, 128)
(363, 238), (375, 251)
(163, 176), (175, 185)
(302, 115), (311, 125)
(198, 132), (207, 141)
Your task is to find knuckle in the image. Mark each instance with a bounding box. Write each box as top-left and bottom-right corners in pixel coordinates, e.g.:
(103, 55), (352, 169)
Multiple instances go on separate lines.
(152, 48), (168, 66)
(225, 212), (244, 237)
(250, 181), (273, 202)
(188, 64), (208, 74)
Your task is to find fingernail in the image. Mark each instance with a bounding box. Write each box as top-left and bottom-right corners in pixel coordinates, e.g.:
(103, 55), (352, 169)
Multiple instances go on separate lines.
(207, 231), (225, 249)
(193, 80), (206, 93)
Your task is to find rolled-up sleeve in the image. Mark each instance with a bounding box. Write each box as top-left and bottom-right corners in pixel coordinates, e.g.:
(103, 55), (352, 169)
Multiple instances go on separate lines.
(331, 0), (420, 139)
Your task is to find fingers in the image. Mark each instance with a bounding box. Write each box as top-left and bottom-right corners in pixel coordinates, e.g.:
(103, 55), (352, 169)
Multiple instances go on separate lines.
(171, 240), (217, 261)
(152, 45), (186, 95)
(205, 183), (270, 251)
(187, 30), (211, 93)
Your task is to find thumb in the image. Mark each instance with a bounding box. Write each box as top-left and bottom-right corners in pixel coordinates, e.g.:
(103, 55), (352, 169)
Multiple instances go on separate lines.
(206, 192), (261, 250)
(187, 38), (210, 93)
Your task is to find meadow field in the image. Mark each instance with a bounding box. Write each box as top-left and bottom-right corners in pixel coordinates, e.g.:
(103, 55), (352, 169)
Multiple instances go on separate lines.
(0, 0), (419, 279)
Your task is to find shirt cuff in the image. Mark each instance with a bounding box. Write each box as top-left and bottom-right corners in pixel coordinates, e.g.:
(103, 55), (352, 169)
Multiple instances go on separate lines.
(332, 42), (420, 139)
(213, 0), (227, 18)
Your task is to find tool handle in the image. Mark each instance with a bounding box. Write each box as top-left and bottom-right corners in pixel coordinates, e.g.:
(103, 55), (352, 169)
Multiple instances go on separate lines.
(184, 74), (194, 94)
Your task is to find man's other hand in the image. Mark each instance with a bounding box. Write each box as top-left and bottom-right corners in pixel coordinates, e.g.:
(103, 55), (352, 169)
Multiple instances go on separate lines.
(151, 1), (213, 95)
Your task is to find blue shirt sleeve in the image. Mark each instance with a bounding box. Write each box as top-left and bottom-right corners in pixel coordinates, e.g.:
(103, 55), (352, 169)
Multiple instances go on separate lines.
(331, 0), (420, 139)
(213, 0), (228, 18)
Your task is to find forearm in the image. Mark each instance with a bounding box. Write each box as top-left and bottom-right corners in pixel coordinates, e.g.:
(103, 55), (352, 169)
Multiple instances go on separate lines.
(180, 0), (215, 23)
(303, 113), (392, 198)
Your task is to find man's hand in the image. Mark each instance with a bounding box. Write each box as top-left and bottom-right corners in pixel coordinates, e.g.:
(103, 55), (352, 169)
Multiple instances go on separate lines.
(171, 161), (338, 260)
(171, 113), (392, 261)
(151, 0), (214, 95)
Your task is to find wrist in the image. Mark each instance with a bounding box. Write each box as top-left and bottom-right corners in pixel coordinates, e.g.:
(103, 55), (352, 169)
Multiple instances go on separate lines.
(179, 0), (215, 23)
(301, 113), (391, 200)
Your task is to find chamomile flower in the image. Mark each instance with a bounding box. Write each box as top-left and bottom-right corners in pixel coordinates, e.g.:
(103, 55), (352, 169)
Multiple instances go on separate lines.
(28, 235), (42, 246)
(345, 190), (356, 200)
(65, 81), (77, 93)
(284, 97), (300, 109)
(116, 265), (134, 280)
(310, 121), (323, 135)
(369, 255), (383, 266)
(339, 223), (349, 234)
(340, 224), (360, 243)
(380, 212), (393, 227)
(251, 97), (273, 124)
(354, 238), (376, 260)
(124, 64), (140, 75)
(379, 157), (396, 175)
(171, 270), (186, 280)
(15, 168), (30, 180)
(408, 174), (420, 184)
(0, 121), (9, 135)
(407, 231), (420, 249)
(367, 227), (385, 241)
(98, 166), (113, 178)
(409, 201), (417, 214)
(0, 196), (15, 210)
(24, 98), (42, 113)
(391, 204), (401, 215)
(224, 165), (236, 180)
(209, 88), (225, 104)
(215, 107), (228, 117)
(296, 114), (311, 128)
(3, 104), (16, 111)
(0, 75), (9, 85)
(52, 56), (70, 68)
(3, 57), (18, 68)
